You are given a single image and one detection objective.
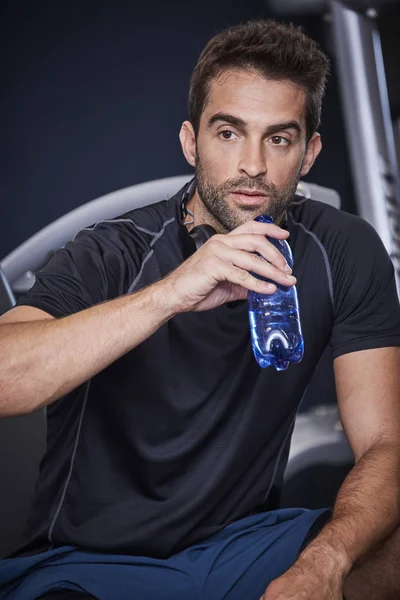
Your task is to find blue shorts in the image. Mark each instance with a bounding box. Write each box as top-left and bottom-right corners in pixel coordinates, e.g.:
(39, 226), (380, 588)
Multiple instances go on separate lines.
(0, 507), (330, 600)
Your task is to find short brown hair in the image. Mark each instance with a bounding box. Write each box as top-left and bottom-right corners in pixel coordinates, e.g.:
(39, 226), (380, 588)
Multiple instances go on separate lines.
(189, 20), (330, 142)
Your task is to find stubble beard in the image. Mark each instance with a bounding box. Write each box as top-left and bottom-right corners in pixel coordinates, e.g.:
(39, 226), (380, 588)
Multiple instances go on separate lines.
(195, 153), (301, 232)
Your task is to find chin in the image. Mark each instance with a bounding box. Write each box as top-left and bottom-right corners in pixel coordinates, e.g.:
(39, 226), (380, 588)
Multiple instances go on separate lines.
(239, 204), (272, 218)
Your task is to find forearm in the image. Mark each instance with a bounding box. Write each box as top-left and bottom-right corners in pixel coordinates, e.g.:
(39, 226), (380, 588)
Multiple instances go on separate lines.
(0, 280), (176, 416)
(299, 442), (400, 580)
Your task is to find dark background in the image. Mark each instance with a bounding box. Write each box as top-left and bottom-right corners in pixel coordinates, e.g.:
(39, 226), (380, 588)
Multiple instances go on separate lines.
(2, 1), (399, 260)
(0, 0), (363, 260)
(1, 0), (399, 259)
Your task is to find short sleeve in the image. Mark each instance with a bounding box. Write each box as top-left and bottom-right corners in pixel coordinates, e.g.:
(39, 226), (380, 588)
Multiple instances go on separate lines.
(329, 216), (400, 359)
(16, 219), (145, 318)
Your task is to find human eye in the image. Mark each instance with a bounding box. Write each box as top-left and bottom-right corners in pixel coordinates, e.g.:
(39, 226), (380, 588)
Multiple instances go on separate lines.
(218, 130), (239, 141)
(269, 136), (290, 146)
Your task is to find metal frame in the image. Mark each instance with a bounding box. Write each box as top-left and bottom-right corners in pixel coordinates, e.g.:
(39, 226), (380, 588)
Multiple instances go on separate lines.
(330, 1), (400, 294)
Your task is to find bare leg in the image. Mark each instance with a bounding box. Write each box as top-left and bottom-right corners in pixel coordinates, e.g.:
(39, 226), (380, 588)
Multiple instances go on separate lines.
(343, 525), (400, 600)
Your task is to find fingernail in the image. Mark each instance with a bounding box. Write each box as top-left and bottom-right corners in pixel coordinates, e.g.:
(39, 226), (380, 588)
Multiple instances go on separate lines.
(287, 275), (296, 282)
(284, 264), (292, 273)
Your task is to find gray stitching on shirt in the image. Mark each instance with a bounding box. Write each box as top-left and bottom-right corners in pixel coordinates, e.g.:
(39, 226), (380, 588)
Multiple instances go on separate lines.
(48, 380), (91, 543)
(261, 380), (312, 505)
(134, 225), (159, 236)
(128, 217), (176, 293)
(149, 217), (176, 247)
(128, 250), (155, 293)
(290, 197), (308, 206)
(261, 406), (298, 504)
(74, 219), (159, 240)
(74, 218), (136, 239)
(288, 213), (334, 307)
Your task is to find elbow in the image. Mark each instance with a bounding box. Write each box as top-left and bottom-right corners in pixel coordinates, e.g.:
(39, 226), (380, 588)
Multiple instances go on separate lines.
(0, 390), (32, 418)
(0, 376), (45, 418)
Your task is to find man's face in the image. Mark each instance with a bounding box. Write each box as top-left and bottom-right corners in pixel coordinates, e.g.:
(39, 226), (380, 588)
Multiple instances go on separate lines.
(192, 69), (315, 231)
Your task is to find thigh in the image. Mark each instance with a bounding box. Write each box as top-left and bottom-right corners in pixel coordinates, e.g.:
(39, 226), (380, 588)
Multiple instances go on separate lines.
(188, 508), (330, 600)
(0, 546), (196, 600)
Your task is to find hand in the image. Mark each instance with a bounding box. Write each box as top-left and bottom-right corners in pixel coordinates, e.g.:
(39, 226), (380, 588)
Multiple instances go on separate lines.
(259, 561), (343, 600)
(160, 219), (296, 313)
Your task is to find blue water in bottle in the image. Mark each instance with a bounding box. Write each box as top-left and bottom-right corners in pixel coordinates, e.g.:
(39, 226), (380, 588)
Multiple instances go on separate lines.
(247, 215), (304, 371)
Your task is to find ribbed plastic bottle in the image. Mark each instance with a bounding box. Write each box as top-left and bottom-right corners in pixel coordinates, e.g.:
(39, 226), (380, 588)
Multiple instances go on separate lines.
(247, 215), (304, 371)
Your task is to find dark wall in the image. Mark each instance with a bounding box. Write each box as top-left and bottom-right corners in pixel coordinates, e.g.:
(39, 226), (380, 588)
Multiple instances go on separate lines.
(379, 3), (400, 119)
(0, 0), (353, 260)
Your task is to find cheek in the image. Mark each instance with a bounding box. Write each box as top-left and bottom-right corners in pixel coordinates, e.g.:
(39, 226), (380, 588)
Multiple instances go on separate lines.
(266, 147), (303, 181)
(199, 141), (237, 183)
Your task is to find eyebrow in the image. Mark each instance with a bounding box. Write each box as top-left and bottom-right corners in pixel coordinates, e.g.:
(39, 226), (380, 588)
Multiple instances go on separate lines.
(208, 113), (302, 136)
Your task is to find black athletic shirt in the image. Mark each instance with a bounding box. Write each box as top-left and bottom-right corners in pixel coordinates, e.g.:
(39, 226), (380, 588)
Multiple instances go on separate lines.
(16, 180), (400, 559)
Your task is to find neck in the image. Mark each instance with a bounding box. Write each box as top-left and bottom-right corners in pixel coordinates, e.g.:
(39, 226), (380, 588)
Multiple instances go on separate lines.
(185, 189), (229, 234)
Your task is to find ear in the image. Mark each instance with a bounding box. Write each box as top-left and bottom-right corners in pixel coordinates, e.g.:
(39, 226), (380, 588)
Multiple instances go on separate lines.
(300, 132), (322, 177)
(179, 121), (196, 168)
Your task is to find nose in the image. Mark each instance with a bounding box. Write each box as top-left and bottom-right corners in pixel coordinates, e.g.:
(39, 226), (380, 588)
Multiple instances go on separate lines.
(238, 139), (267, 178)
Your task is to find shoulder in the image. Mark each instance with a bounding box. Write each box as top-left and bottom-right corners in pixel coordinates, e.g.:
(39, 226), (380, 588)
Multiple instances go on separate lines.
(289, 196), (396, 316)
(288, 196), (385, 260)
(71, 196), (179, 255)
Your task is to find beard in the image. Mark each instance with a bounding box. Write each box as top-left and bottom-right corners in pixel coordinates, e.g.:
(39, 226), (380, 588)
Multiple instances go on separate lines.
(195, 153), (301, 232)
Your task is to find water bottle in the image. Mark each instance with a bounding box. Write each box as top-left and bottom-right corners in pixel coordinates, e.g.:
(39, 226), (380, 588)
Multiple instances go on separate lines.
(247, 215), (304, 371)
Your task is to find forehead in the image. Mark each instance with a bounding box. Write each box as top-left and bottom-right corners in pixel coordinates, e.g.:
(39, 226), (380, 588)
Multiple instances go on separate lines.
(202, 69), (306, 128)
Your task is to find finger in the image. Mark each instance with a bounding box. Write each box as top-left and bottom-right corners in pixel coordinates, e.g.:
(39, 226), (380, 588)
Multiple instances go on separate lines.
(228, 219), (290, 239)
(213, 233), (292, 273)
(233, 249), (296, 287)
(221, 262), (277, 295)
(210, 241), (296, 287)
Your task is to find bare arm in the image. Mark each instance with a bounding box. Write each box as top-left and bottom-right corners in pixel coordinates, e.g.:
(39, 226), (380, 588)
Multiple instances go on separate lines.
(0, 282), (176, 416)
(299, 347), (400, 573)
(262, 346), (400, 599)
(0, 219), (293, 417)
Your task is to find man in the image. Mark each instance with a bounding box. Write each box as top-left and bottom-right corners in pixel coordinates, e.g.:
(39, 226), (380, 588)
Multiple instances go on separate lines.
(0, 18), (399, 600)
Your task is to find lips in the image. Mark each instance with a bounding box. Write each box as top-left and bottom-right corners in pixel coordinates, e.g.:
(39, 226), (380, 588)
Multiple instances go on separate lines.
(230, 191), (268, 204)
(232, 190), (267, 197)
